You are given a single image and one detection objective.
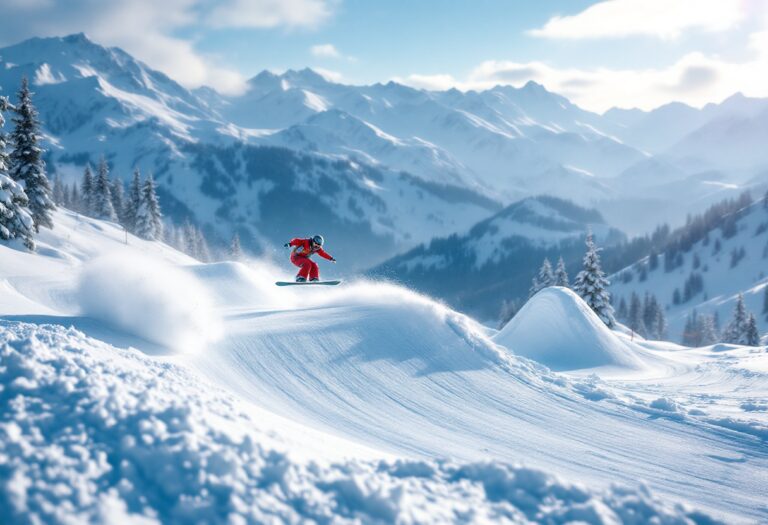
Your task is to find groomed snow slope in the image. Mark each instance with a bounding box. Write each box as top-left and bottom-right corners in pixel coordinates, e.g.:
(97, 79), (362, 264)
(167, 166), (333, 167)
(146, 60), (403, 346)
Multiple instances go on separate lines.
(2, 210), (767, 523)
(1, 321), (717, 525)
(495, 287), (645, 372)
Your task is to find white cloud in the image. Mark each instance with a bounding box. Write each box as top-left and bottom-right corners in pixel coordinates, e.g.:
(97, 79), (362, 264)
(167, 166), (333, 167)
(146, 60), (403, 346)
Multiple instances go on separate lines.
(208, 0), (332, 29)
(529, 0), (747, 40)
(0, 0), (336, 95)
(311, 44), (341, 58)
(397, 33), (768, 112)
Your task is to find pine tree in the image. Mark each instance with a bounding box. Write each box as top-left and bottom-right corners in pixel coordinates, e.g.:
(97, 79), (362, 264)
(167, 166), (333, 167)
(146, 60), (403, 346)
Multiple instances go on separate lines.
(528, 275), (541, 299)
(616, 296), (628, 321)
(763, 286), (768, 319)
(573, 233), (615, 327)
(52, 175), (65, 206)
(135, 173), (163, 240)
(195, 227), (211, 262)
(111, 177), (125, 225)
(745, 314), (760, 346)
(699, 314), (719, 345)
(538, 258), (554, 287)
(553, 256), (569, 287)
(230, 233), (242, 260)
(182, 221), (198, 258)
(628, 292), (646, 337)
(92, 158), (116, 221)
(9, 77), (54, 232)
(0, 97), (34, 249)
(723, 294), (749, 344)
(81, 164), (94, 215)
(655, 307), (668, 340)
(124, 169), (141, 233)
(498, 299), (519, 329)
(70, 183), (80, 213)
(682, 311), (698, 346)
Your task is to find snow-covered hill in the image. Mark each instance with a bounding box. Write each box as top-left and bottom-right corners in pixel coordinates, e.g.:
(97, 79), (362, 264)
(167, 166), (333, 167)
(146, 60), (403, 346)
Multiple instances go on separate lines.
(2, 212), (768, 523)
(371, 195), (624, 320)
(610, 195), (768, 342)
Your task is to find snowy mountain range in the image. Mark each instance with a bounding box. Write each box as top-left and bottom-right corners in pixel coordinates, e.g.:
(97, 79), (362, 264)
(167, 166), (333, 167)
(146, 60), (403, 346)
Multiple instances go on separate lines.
(2, 33), (767, 271)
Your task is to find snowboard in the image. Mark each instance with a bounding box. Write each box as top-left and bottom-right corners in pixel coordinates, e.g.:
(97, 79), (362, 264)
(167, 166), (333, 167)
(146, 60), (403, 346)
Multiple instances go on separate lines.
(275, 280), (342, 286)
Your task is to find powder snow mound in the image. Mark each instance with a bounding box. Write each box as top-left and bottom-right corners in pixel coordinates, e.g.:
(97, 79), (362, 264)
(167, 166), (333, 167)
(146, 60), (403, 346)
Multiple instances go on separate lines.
(495, 287), (645, 371)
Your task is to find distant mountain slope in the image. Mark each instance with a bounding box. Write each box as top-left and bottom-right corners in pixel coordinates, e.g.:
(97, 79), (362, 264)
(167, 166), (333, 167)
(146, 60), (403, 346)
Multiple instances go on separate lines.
(610, 193), (768, 342)
(0, 34), (498, 268)
(370, 196), (624, 320)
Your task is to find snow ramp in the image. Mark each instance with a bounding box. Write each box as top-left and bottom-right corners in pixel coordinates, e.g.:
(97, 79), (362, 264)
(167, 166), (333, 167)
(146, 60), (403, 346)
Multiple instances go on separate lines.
(184, 277), (767, 522)
(495, 287), (645, 372)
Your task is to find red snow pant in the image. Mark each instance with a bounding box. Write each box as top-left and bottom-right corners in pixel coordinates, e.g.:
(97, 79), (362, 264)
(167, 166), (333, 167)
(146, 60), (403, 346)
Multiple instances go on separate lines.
(291, 253), (319, 280)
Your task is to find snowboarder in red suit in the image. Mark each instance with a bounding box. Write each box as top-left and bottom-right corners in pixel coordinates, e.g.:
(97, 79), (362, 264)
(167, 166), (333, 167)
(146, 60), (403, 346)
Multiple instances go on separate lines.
(284, 234), (336, 282)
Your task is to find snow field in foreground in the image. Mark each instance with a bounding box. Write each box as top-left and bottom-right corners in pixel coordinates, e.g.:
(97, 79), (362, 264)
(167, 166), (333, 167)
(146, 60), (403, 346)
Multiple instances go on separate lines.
(0, 321), (719, 525)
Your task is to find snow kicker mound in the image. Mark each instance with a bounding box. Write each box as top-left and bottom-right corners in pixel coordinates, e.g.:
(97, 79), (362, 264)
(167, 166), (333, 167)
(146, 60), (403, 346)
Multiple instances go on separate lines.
(495, 287), (645, 372)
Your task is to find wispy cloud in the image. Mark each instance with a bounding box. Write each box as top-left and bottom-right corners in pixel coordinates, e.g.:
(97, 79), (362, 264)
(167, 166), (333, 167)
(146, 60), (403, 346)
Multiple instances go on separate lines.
(528, 0), (746, 40)
(0, 0), (337, 95)
(208, 0), (333, 29)
(311, 44), (341, 58)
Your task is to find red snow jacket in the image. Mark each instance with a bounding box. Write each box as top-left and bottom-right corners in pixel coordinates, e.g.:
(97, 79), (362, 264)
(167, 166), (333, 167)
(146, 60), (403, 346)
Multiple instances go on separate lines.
(288, 238), (335, 261)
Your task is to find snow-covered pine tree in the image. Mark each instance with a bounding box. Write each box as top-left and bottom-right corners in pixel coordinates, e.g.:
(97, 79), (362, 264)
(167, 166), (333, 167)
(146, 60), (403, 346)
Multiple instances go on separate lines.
(574, 233), (615, 327)
(699, 314), (719, 345)
(92, 158), (116, 221)
(538, 258), (554, 288)
(111, 177), (125, 225)
(528, 275), (541, 299)
(763, 286), (768, 319)
(9, 77), (54, 232)
(182, 221), (198, 258)
(628, 292), (646, 337)
(553, 256), (569, 287)
(195, 227), (211, 262)
(135, 173), (163, 240)
(80, 164), (94, 215)
(52, 175), (65, 206)
(529, 257), (554, 297)
(124, 169), (141, 233)
(616, 296), (628, 321)
(230, 233), (242, 260)
(69, 183), (80, 213)
(745, 314), (760, 346)
(723, 294), (749, 344)
(0, 97), (34, 249)
(655, 308), (668, 340)
(498, 299), (519, 329)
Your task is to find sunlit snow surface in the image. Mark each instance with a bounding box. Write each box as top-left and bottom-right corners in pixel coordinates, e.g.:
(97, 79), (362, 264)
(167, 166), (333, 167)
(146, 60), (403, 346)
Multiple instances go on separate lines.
(2, 210), (767, 523)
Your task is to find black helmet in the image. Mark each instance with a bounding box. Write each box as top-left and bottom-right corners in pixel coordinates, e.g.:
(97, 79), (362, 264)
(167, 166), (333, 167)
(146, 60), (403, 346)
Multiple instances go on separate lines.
(312, 234), (324, 246)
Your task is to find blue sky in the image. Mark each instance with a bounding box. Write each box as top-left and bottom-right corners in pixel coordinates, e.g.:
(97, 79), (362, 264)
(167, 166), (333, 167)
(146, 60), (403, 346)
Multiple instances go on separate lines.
(1, 0), (766, 111)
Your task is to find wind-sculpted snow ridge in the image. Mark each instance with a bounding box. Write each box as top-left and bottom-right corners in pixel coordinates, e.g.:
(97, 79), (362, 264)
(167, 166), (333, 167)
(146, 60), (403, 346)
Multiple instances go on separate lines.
(0, 321), (719, 525)
(495, 287), (646, 372)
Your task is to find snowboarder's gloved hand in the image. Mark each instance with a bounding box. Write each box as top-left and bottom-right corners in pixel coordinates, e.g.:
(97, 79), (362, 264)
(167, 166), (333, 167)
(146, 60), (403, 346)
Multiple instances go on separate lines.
(330, 258), (337, 263)
(283, 243), (290, 248)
